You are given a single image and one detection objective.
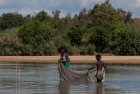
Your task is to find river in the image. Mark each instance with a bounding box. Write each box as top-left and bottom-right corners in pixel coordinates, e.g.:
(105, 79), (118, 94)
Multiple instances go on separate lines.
(0, 63), (140, 94)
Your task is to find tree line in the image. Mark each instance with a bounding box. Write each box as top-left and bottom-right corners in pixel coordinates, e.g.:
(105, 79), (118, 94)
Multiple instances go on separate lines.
(0, 1), (140, 56)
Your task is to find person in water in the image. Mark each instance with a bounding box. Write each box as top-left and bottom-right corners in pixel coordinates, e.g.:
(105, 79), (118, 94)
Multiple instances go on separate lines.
(58, 46), (71, 68)
(88, 53), (106, 82)
(95, 53), (106, 82)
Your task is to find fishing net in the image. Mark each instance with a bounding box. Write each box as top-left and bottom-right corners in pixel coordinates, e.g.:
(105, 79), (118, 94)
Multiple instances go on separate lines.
(58, 63), (96, 83)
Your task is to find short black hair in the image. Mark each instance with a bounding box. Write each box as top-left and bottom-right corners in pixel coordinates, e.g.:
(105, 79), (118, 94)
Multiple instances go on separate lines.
(96, 53), (101, 61)
(58, 46), (68, 53)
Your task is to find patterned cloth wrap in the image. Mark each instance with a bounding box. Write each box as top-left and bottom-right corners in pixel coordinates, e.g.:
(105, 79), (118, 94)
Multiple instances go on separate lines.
(62, 61), (70, 68)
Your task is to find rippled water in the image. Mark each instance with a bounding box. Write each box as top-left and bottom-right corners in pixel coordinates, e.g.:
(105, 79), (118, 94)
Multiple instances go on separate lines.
(0, 62), (140, 94)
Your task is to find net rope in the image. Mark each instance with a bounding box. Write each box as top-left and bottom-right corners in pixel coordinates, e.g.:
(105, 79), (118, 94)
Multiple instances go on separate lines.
(37, 61), (41, 93)
(16, 61), (42, 94)
(16, 61), (21, 94)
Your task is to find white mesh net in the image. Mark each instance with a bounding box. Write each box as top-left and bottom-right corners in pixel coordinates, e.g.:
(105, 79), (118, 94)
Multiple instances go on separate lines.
(58, 63), (96, 83)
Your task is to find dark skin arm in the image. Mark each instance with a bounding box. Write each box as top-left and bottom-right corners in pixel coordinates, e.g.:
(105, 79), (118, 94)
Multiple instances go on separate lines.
(103, 62), (107, 69)
(88, 63), (96, 72)
(58, 59), (62, 63)
(65, 54), (70, 62)
(88, 67), (95, 72)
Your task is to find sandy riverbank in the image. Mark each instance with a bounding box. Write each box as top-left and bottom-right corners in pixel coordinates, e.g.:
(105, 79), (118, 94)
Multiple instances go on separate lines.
(0, 56), (140, 64)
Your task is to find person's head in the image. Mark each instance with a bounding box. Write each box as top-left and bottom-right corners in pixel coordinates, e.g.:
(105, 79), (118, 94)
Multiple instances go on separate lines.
(96, 53), (102, 61)
(58, 46), (68, 54)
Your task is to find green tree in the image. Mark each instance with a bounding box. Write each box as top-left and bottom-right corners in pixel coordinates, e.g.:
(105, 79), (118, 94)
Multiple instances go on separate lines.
(52, 10), (61, 19)
(89, 26), (110, 52)
(117, 9), (132, 23)
(113, 25), (140, 55)
(18, 21), (54, 48)
(0, 1), (139, 56)
(0, 28), (22, 55)
(89, 1), (126, 26)
(68, 24), (84, 46)
(35, 10), (50, 22)
(0, 13), (24, 30)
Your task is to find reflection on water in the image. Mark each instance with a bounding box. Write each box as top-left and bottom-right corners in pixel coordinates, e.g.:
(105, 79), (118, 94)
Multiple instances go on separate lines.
(96, 83), (104, 94)
(0, 62), (140, 94)
(58, 81), (70, 94)
(58, 81), (105, 94)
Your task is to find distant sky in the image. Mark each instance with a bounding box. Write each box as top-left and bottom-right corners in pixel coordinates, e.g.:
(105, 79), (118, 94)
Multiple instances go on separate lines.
(0, 0), (140, 18)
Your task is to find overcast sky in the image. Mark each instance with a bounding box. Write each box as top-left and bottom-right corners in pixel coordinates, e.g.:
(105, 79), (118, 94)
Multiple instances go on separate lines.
(0, 0), (140, 18)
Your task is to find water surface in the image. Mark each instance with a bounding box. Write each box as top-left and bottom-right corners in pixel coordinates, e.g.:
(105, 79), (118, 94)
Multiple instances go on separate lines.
(0, 62), (140, 94)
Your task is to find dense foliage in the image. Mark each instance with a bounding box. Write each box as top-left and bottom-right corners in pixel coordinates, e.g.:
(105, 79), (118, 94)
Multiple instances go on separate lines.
(0, 1), (140, 55)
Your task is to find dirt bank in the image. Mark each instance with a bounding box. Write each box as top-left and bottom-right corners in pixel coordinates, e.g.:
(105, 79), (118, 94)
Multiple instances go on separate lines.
(0, 56), (140, 64)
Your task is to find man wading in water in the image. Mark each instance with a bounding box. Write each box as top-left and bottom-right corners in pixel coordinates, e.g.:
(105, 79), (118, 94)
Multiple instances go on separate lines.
(88, 54), (106, 82)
